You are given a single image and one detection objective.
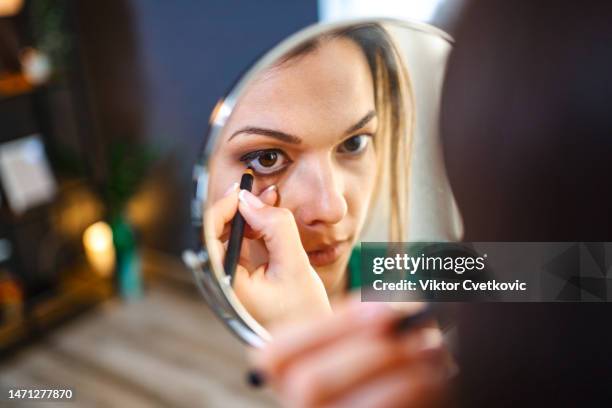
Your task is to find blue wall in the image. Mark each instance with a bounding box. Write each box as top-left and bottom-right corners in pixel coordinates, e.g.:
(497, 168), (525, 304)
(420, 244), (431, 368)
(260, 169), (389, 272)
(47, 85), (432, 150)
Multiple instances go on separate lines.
(132, 0), (317, 155)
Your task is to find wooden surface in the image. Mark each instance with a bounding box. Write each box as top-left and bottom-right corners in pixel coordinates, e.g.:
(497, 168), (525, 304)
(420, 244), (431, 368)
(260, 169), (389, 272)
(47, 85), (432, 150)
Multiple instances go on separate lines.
(0, 273), (276, 407)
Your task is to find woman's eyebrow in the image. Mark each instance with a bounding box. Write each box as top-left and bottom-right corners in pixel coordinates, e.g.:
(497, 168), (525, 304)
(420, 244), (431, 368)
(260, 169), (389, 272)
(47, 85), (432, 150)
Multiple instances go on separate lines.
(229, 110), (375, 143)
(229, 127), (302, 144)
(345, 110), (377, 135)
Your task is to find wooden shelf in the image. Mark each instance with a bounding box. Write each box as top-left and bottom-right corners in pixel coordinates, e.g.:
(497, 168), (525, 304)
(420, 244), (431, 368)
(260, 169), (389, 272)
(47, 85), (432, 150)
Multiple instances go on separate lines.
(0, 72), (34, 100)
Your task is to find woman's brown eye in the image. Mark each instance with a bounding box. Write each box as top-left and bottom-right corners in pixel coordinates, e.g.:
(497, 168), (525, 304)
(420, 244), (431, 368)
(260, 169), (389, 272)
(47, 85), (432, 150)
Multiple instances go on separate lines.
(258, 151), (278, 167)
(241, 149), (290, 175)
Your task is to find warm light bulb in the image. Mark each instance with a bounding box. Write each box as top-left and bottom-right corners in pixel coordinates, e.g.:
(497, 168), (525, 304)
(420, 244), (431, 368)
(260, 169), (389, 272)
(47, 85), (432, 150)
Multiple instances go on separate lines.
(0, 0), (24, 17)
(83, 221), (115, 277)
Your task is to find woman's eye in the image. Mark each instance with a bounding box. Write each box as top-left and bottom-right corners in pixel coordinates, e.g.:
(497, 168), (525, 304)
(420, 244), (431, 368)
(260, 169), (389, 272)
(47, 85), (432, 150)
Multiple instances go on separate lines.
(337, 134), (370, 155)
(240, 149), (290, 175)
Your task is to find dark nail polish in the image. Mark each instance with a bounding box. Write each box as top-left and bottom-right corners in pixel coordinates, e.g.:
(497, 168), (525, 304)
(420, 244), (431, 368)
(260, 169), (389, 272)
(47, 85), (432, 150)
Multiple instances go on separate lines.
(247, 369), (266, 388)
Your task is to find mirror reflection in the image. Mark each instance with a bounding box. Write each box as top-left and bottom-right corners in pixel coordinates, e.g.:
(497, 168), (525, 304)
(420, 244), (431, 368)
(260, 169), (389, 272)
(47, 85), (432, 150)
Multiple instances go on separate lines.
(204, 22), (429, 329)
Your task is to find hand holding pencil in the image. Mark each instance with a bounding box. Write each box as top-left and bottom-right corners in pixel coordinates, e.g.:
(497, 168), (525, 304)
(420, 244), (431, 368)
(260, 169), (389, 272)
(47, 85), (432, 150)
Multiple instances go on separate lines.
(206, 172), (332, 328)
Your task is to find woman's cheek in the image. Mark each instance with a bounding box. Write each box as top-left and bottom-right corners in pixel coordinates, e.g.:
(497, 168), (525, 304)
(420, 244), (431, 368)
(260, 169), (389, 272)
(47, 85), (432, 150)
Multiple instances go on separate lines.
(344, 159), (376, 219)
(359, 146), (378, 191)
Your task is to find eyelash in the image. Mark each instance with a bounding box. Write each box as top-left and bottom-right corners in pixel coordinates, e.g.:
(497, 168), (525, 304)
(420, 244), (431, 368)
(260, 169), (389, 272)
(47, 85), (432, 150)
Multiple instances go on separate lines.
(239, 149), (275, 163)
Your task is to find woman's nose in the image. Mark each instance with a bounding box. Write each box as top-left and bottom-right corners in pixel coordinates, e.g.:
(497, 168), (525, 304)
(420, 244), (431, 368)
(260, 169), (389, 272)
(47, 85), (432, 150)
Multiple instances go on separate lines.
(294, 157), (348, 226)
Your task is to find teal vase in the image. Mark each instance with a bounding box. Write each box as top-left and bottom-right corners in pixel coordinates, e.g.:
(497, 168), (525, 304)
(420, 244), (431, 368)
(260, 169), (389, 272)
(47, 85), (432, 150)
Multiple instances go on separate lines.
(111, 216), (142, 300)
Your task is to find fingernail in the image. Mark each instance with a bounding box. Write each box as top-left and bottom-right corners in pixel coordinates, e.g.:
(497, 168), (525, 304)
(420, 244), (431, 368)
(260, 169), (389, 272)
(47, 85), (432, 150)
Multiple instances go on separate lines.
(224, 182), (239, 196)
(262, 184), (277, 194)
(246, 369), (266, 388)
(239, 189), (264, 209)
(417, 328), (443, 352)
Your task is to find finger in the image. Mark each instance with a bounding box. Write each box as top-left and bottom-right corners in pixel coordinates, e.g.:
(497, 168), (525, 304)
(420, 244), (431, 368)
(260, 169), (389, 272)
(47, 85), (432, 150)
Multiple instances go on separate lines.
(252, 301), (431, 382)
(233, 263), (251, 291)
(258, 184), (278, 206)
(252, 301), (399, 377)
(206, 183), (239, 239)
(244, 185), (278, 239)
(216, 185), (276, 240)
(237, 189), (307, 268)
(324, 364), (448, 408)
(213, 240), (227, 266)
(276, 327), (445, 407)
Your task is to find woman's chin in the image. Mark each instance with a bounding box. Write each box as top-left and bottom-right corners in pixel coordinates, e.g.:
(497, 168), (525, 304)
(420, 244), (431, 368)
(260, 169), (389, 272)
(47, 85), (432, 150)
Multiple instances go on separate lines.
(312, 253), (351, 296)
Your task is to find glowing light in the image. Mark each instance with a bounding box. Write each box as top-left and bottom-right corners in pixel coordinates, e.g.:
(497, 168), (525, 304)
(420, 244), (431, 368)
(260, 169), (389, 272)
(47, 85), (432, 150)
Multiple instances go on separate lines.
(0, 0), (23, 17)
(83, 221), (115, 277)
(318, 0), (445, 24)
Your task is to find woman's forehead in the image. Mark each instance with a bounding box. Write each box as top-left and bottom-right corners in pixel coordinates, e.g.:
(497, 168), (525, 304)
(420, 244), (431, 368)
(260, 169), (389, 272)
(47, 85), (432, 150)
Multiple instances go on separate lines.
(225, 37), (376, 144)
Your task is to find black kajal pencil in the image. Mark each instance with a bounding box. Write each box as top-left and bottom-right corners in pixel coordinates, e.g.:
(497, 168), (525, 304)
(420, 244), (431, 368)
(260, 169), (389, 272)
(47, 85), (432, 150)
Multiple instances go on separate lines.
(224, 167), (254, 280)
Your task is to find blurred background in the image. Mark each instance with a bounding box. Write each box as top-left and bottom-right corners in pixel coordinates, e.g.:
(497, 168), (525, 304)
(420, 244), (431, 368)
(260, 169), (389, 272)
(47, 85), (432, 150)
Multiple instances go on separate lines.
(0, 1), (463, 406)
(3, 0), (611, 406)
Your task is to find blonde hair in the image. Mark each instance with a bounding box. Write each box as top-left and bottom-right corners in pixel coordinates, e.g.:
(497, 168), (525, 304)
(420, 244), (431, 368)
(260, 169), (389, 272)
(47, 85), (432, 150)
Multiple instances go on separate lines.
(367, 27), (413, 242)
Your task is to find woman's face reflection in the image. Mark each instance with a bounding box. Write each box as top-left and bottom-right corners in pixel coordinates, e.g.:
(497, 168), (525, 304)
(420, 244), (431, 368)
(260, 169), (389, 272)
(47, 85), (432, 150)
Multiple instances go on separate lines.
(209, 37), (378, 296)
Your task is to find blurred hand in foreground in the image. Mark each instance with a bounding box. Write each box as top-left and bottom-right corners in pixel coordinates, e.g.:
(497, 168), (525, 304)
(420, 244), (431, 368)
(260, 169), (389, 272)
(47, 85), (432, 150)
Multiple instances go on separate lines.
(250, 299), (455, 408)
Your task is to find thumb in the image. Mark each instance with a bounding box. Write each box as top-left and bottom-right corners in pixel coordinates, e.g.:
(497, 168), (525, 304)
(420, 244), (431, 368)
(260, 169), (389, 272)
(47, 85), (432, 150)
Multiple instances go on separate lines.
(244, 185), (278, 240)
(238, 189), (308, 272)
(258, 184), (279, 206)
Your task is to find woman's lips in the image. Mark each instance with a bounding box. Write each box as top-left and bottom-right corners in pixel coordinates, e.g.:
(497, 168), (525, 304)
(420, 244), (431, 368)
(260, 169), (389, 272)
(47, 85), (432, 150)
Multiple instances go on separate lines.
(306, 240), (350, 267)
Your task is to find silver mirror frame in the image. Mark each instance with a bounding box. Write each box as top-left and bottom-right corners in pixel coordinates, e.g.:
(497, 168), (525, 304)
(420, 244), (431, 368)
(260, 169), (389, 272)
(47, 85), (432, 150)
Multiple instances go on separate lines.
(184, 17), (453, 347)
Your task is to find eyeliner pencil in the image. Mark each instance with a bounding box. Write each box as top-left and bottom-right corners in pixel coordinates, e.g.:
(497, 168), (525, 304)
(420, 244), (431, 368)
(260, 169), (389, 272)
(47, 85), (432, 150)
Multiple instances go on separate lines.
(393, 304), (433, 333)
(224, 167), (254, 280)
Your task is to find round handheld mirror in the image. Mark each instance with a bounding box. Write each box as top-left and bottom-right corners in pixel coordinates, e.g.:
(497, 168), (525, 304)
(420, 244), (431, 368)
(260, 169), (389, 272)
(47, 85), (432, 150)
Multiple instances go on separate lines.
(184, 18), (462, 347)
